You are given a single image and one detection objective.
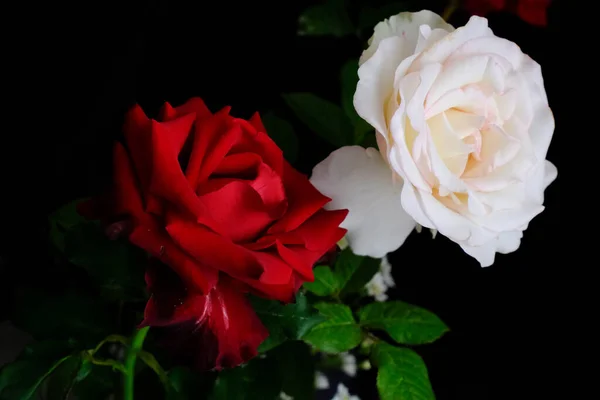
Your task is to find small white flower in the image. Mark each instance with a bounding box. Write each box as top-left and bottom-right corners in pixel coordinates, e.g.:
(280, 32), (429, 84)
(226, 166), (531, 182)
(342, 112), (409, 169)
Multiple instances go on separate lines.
(315, 371), (330, 390)
(340, 352), (357, 377)
(331, 383), (360, 400)
(366, 273), (388, 302)
(279, 392), (294, 400)
(430, 228), (438, 239)
(415, 224), (423, 233)
(379, 256), (395, 288)
(366, 256), (395, 302)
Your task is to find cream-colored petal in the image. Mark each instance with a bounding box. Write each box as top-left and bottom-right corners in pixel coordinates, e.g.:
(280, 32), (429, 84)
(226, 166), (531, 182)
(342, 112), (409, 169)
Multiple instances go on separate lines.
(311, 146), (416, 258)
(360, 10), (453, 66)
(355, 36), (407, 138)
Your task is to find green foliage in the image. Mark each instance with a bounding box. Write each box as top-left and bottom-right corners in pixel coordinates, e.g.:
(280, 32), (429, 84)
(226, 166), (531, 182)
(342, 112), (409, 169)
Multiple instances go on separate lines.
(303, 248), (380, 298)
(298, 0), (354, 37)
(359, 301), (449, 345)
(64, 221), (147, 301)
(303, 266), (338, 296)
(48, 199), (88, 253)
(0, 341), (79, 400)
(357, 2), (414, 33)
(371, 342), (436, 400)
(209, 341), (315, 400)
(251, 293), (326, 352)
(282, 92), (354, 147)
(210, 355), (282, 400)
(301, 303), (362, 353)
(11, 287), (115, 345)
(261, 111), (299, 164)
(340, 59), (374, 143)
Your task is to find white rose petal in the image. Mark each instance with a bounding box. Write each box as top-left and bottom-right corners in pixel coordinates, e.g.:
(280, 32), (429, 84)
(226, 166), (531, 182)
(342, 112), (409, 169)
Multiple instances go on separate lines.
(317, 10), (556, 267)
(311, 146), (416, 258)
(331, 383), (360, 400)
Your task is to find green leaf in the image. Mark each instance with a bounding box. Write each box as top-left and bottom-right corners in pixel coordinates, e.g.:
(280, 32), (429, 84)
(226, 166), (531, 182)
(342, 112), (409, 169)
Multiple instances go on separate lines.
(71, 363), (118, 400)
(261, 111), (299, 164)
(340, 60), (374, 143)
(302, 303), (362, 353)
(137, 350), (171, 389)
(49, 199), (88, 252)
(45, 353), (85, 399)
(283, 92), (353, 148)
(298, 0), (354, 37)
(64, 221), (147, 301)
(167, 366), (215, 400)
(0, 341), (76, 400)
(357, 2), (413, 32)
(251, 293), (326, 352)
(303, 266), (338, 296)
(210, 356), (282, 400)
(335, 248), (380, 297)
(371, 342), (435, 400)
(271, 341), (316, 400)
(11, 287), (115, 344)
(358, 301), (448, 345)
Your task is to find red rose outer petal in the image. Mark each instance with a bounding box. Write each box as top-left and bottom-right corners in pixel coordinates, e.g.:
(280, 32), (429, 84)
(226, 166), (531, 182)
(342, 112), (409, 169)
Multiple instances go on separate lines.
(141, 265), (268, 370)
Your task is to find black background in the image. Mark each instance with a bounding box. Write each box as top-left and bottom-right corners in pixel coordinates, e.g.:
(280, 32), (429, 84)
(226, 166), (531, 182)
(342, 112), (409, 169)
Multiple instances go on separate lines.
(2, 0), (561, 399)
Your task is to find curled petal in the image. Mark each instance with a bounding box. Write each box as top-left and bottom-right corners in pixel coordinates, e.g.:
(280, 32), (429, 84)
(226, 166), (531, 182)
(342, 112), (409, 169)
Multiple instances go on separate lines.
(311, 146), (416, 258)
(141, 264), (268, 370)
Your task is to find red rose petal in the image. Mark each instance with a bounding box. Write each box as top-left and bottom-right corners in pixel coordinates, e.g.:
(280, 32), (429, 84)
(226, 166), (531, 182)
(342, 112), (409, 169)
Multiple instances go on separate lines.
(267, 162), (333, 234)
(186, 107), (240, 187)
(516, 0), (550, 26)
(231, 116), (284, 176)
(197, 179), (275, 242)
(213, 153), (287, 215)
(164, 215), (264, 279)
(141, 265), (268, 370)
(130, 221), (218, 294)
(111, 142), (147, 222)
(159, 97), (212, 122)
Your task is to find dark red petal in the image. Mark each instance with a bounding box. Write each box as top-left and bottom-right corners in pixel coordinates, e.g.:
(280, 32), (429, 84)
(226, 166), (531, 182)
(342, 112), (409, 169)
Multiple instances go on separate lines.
(141, 266), (268, 370)
(111, 142), (147, 221)
(207, 277), (269, 369)
(463, 0), (505, 15)
(164, 215), (264, 279)
(141, 261), (208, 327)
(516, 0), (549, 26)
(129, 221), (218, 294)
(195, 180), (275, 242)
(272, 209), (347, 281)
(213, 153), (287, 215)
(230, 117), (284, 176)
(159, 98), (212, 122)
(186, 107), (240, 187)
(145, 116), (222, 230)
(267, 162), (333, 234)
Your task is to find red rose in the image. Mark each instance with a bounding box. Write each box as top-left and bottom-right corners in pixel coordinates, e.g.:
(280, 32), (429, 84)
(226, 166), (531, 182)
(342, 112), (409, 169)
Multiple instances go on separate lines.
(80, 98), (347, 369)
(463, 0), (551, 27)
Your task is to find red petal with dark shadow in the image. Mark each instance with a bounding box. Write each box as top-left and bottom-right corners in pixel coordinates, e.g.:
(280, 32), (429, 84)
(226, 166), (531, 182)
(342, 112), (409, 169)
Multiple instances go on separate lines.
(141, 263), (268, 370)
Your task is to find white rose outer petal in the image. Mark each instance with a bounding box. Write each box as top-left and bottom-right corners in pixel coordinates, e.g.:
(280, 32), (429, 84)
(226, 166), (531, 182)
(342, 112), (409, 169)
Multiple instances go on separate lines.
(326, 9), (560, 267)
(311, 146), (416, 258)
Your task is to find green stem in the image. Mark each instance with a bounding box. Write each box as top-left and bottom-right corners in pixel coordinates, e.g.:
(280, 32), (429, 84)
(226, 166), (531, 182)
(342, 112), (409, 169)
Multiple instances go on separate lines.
(123, 326), (150, 400)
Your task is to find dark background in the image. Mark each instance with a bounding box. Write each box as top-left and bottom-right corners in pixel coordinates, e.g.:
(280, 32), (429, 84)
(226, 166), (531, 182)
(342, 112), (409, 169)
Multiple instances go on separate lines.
(2, 0), (561, 399)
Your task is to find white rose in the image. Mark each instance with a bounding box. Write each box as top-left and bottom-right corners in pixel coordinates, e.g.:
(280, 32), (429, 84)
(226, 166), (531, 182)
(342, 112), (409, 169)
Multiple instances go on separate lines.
(310, 10), (557, 266)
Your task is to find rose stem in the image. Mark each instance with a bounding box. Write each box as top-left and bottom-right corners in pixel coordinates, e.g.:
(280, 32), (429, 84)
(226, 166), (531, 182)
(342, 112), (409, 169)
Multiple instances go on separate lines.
(123, 326), (150, 400)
